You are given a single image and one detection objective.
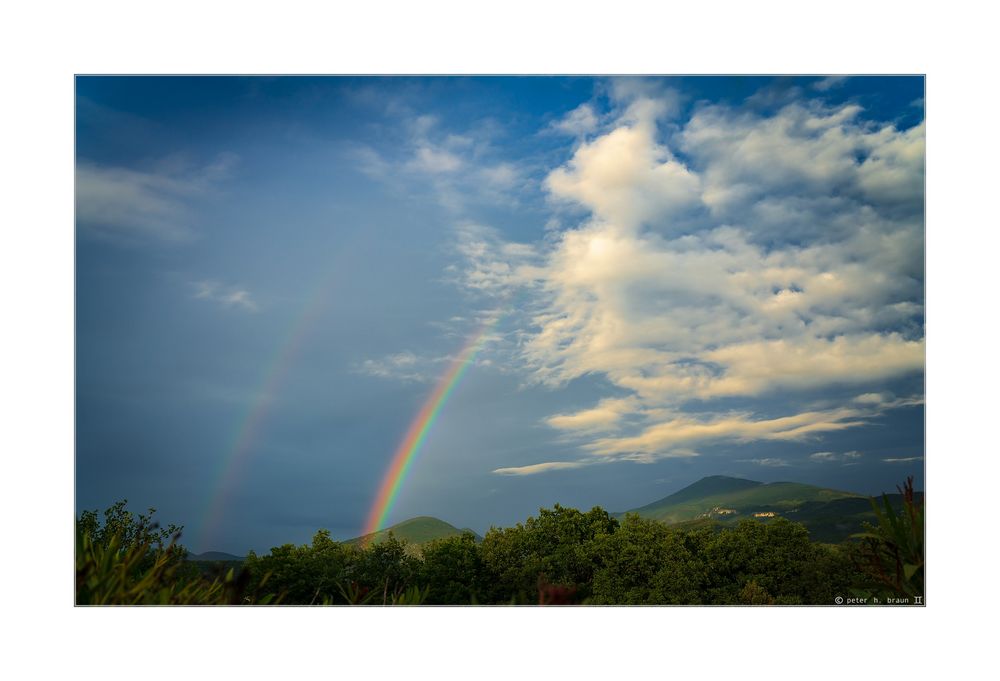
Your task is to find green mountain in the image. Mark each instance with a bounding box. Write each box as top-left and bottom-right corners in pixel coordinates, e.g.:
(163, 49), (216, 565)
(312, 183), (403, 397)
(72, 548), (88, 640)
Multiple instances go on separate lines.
(186, 551), (245, 562)
(628, 475), (764, 514)
(344, 516), (480, 548)
(622, 475), (861, 523)
(618, 475), (904, 542)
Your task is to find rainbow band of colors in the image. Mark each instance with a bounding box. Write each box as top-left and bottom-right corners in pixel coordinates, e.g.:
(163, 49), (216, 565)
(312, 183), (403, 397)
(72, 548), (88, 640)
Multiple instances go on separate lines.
(196, 257), (353, 551)
(361, 319), (498, 542)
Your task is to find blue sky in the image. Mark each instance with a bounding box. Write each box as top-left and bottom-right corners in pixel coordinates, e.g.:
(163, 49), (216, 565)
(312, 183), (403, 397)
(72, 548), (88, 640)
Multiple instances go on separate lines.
(76, 76), (924, 553)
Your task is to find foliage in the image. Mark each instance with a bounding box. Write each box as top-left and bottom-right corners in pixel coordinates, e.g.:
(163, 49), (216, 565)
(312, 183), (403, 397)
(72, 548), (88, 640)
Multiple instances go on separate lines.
(243, 530), (351, 604)
(479, 505), (618, 604)
(590, 514), (702, 604)
(693, 517), (855, 605)
(349, 533), (420, 600)
(244, 531), (419, 604)
(76, 500), (276, 605)
(418, 532), (484, 604)
(851, 476), (925, 600)
(77, 499), (187, 573)
(82, 485), (919, 605)
(390, 584), (431, 605)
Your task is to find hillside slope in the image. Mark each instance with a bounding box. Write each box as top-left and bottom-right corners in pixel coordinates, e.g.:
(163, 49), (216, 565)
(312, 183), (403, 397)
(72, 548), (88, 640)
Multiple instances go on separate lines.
(186, 551), (245, 562)
(344, 516), (480, 548)
(621, 475), (862, 525)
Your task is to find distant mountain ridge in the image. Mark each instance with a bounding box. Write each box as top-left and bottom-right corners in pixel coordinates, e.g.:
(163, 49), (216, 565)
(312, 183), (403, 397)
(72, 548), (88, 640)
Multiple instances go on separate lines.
(619, 474), (920, 543)
(620, 475), (862, 524)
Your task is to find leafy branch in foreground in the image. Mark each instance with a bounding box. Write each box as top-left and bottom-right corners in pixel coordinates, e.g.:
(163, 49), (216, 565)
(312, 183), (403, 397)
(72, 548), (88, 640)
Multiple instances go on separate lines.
(76, 500), (278, 605)
(851, 476), (924, 600)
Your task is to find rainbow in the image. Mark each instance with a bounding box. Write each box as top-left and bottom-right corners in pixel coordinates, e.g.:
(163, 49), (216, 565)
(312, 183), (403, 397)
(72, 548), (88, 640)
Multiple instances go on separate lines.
(196, 267), (344, 552)
(360, 319), (498, 542)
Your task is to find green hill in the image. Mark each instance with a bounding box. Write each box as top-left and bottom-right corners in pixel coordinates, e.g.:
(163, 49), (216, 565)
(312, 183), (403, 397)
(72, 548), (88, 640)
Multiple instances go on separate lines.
(622, 475), (862, 524)
(619, 475), (885, 541)
(186, 551), (245, 562)
(619, 475), (927, 542)
(344, 516), (480, 548)
(628, 475), (764, 515)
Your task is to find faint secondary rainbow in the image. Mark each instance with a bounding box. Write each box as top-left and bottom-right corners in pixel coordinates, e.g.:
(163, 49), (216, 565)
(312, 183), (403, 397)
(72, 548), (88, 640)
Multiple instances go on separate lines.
(361, 318), (499, 542)
(200, 290), (326, 550)
(196, 262), (347, 552)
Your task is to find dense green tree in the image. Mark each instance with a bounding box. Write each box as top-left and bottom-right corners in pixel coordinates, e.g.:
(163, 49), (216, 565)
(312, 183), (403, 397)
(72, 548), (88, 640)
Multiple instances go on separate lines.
(243, 530), (351, 604)
(418, 532), (484, 604)
(345, 534), (419, 602)
(693, 518), (854, 604)
(590, 514), (702, 604)
(244, 532), (420, 604)
(479, 505), (618, 603)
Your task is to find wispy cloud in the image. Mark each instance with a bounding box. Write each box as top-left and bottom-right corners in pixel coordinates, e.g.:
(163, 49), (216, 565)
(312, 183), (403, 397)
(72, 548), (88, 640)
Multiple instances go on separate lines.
(810, 450), (863, 463)
(354, 110), (530, 215)
(447, 223), (541, 296)
(193, 280), (258, 312)
(586, 407), (868, 458)
(883, 456), (924, 463)
(77, 153), (237, 243)
(355, 351), (432, 383)
(492, 461), (591, 476)
(738, 458), (790, 467)
(545, 397), (638, 434)
(549, 103), (600, 137)
(354, 339), (502, 384)
(812, 76), (849, 91)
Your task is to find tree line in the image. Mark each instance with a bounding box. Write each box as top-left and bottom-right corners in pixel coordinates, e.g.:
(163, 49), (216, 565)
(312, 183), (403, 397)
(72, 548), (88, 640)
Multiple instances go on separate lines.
(75, 479), (923, 605)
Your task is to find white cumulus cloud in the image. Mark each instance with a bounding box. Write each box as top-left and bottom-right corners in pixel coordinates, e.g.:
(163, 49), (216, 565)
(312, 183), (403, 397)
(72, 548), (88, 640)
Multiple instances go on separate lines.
(454, 82), (924, 471)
